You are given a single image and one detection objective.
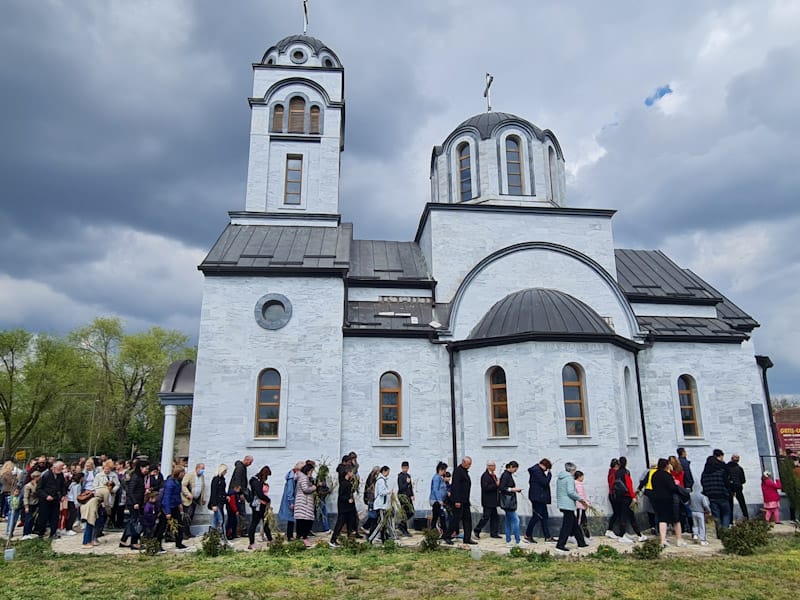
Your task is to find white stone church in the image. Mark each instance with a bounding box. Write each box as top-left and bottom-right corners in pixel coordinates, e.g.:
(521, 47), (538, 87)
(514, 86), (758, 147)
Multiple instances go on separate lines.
(159, 34), (777, 518)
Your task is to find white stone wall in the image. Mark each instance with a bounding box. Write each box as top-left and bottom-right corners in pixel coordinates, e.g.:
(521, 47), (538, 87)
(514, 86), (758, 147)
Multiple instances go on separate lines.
(189, 274), (345, 500)
(631, 303), (718, 318)
(346, 287), (432, 301)
(455, 340), (642, 515)
(340, 337), (452, 513)
(449, 246), (635, 340)
(637, 341), (770, 505)
(421, 208), (618, 302)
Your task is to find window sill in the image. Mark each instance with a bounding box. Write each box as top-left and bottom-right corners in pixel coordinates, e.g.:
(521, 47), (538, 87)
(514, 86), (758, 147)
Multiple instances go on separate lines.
(676, 438), (709, 447)
(558, 436), (599, 448)
(269, 133), (321, 143)
(247, 438), (286, 448)
(372, 438), (410, 447)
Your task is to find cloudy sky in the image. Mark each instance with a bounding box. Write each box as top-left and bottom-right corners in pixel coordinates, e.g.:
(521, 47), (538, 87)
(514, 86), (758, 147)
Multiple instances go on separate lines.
(1, 1), (798, 392)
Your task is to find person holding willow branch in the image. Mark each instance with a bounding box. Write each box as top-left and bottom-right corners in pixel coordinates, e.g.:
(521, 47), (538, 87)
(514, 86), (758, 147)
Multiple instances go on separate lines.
(367, 465), (397, 544)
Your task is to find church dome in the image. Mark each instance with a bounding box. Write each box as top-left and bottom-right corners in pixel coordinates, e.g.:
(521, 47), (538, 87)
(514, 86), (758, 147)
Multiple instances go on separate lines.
(261, 34), (341, 68)
(468, 288), (612, 340)
(160, 359), (195, 395)
(454, 111), (544, 141)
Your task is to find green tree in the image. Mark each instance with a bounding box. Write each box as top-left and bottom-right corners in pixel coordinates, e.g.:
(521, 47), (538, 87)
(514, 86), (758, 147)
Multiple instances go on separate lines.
(0, 329), (82, 461)
(70, 317), (193, 458)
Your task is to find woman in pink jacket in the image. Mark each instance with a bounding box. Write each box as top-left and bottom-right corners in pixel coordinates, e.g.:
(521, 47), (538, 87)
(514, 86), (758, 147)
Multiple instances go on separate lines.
(761, 471), (782, 523)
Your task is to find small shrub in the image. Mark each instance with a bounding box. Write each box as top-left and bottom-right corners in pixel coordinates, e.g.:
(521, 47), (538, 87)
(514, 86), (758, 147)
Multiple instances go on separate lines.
(140, 536), (161, 556)
(382, 538), (397, 553)
(508, 545), (525, 558)
(285, 539), (307, 554)
(340, 535), (369, 554)
(591, 544), (621, 559)
(526, 550), (553, 564)
(267, 533), (287, 555)
(420, 528), (440, 552)
(720, 519), (772, 556)
(632, 538), (663, 560)
(200, 528), (229, 557)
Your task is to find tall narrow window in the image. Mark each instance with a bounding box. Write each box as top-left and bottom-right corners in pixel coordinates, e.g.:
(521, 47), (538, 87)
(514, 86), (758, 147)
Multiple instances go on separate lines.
(288, 96), (305, 133)
(271, 104), (284, 132)
(548, 146), (557, 200)
(380, 372), (401, 437)
(458, 142), (472, 201)
(562, 363), (587, 435)
(678, 375), (700, 437)
(284, 155), (302, 205)
(506, 137), (523, 194)
(256, 369), (280, 437)
(489, 367), (509, 437)
(309, 106), (321, 134)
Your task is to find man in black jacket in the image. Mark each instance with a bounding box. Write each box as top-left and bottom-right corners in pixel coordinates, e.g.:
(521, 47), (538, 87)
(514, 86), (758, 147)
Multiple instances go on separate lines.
(727, 454), (749, 519)
(396, 461), (414, 536)
(473, 460), (500, 539)
(701, 449), (732, 533)
(525, 458), (554, 542)
(442, 457), (476, 545)
(36, 460), (66, 539)
(228, 455), (253, 536)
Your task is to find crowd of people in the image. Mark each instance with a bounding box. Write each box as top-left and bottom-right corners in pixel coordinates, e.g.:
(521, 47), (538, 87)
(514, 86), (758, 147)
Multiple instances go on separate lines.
(1, 446), (798, 554)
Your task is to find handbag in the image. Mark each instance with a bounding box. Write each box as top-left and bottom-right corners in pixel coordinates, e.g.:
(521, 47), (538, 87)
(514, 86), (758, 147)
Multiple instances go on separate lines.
(499, 492), (517, 512)
(77, 490), (94, 505)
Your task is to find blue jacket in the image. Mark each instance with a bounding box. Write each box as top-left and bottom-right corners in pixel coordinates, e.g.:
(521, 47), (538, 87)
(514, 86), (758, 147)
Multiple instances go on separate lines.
(429, 473), (446, 505)
(528, 464), (552, 504)
(162, 476), (182, 514)
(555, 470), (581, 511)
(277, 470), (296, 521)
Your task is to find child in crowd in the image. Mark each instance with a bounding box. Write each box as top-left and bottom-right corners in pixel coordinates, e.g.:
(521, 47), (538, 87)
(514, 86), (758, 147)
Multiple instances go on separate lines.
(574, 470), (591, 539)
(142, 490), (159, 540)
(761, 471), (782, 524)
(689, 488), (711, 545)
(21, 471), (40, 538)
(65, 472), (83, 534)
(5, 486), (22, 538)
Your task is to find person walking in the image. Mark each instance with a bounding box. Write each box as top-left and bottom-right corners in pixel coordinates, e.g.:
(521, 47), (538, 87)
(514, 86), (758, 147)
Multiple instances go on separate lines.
(228, 455), (253, 537)
(474, 460), (500, 539)
(163, 466), (188, 550)
(651, 458), (686, 547)
(368, 466), (396, 544)
(498, 461), (526, 547)
(278, 461), (303, 540)
(525, 458), (554, 543)
(119, 460), (148, 550)
(36, 460), (66, 539)
(208, 464), (228, 540)
(554, 462), (589, 553)
(396, 461), (414, 536)
(181, 463), (206, 538)
(293, 463), (317, 544)
(329, 469), (357, 548)
(247, 466), (272, 550)
(428, 462), (448, 535)
(727, 454), (749, 519)
(442, 457), (476, 545)
(701, 449), (733, 534)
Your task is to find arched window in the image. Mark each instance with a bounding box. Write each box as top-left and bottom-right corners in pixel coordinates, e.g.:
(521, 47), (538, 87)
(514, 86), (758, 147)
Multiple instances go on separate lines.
(562, 363), (587, 435)
(288, 96), (305, 133)
(457, 142), (472, 201)
(271, 104), (284, 133)
(489, 367), (509, 437)
(548, 146), (557, 200)
(506, 137), (523, 194)
(379, 372), (401, 437)
(256, 369), (281, 437)
(678, 375), (700, 437)
(309, 106), (321, 134)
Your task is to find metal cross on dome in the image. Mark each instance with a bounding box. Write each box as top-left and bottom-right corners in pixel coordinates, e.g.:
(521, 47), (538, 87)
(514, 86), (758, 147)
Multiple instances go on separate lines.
(303, 0), (309, 34)
(484, 73), (494, 112)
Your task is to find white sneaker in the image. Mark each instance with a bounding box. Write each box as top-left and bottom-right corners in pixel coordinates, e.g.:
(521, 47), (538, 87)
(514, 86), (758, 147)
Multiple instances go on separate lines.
(554, 547), (570, 554)
(328, 541), (340, 549)
(691, 534), (698, 541)
(637, 534), (647, 542)
(506, 541), (514, 547)
(619, 535), (634, 544)
(63, 530), (77, 536)
(604, 530), (619, 539)
(676, 540), (687, 547)
(699, 540), (709, 546)
(519, 538), (529, 545)
(21, 534), (34, 540)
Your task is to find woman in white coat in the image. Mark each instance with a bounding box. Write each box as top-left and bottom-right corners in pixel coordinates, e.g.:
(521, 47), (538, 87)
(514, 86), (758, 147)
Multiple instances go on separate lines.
(367, 466), (396, 544)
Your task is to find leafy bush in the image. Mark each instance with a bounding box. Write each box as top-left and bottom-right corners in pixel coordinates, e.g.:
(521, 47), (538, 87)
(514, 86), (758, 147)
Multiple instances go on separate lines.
(720, 519), (772, 556)
(340, 535), (370, 554)
(140, 536), (161, 556)
(632, 538), (663, 560)
(285, 539), (308, 554)
(200, 528), (230, 557)
(382, 538), (397, 553)
(267, 533), (287, 555)
(420, 528), (440, 552)
(526, 550), (553, 564)
(508, 546), (526, 558)
(591, 544), (621, 559)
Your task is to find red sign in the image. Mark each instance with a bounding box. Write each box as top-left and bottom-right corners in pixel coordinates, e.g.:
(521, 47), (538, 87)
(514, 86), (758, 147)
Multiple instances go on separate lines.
(776, 422), (800, 452)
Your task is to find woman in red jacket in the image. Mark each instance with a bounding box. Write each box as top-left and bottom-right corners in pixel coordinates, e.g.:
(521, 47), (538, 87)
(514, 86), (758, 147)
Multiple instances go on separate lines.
(761, 471), (782, 523)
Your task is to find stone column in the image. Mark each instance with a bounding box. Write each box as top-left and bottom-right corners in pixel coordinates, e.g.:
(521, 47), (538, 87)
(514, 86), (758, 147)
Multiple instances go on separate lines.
(161, 404), (177, 471)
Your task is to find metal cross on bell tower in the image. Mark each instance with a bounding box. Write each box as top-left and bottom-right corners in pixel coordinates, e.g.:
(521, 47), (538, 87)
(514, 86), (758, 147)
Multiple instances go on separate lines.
(483, 73), (494, 112)
(302, 0), (309, 34)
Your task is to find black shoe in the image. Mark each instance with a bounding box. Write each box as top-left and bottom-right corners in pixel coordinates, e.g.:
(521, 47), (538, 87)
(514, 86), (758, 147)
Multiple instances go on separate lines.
(490, 534), (502, 539)
(473, 529), (480, 539)
(175, 544), (188, 549)
(464, 539), (478, 545)
(523, 535), (535, 543)
(443, 538), (454, 545)
(118, 543), (130, 548)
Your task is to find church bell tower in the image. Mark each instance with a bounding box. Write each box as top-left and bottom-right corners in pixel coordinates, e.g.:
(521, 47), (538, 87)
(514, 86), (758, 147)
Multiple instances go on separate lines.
(244, 35), (345, 217)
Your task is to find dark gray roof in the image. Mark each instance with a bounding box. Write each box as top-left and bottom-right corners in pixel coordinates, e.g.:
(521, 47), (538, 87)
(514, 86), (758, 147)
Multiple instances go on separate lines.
(160, 360), (195, 394)
(346, 300), (434, 333)
(469, 288), (613, 340)
(348, 240), (432, 282)
(615, 249), (718, 302)
(636, 316), (748, 342)
(455, 112), (544, 140)
(274, 34), (330, 55)
(615, 249), (758, 331)
(199, 224), (351, 273)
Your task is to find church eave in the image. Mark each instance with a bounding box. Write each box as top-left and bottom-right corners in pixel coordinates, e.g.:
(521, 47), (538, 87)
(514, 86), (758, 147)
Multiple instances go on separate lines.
(645, 333), (748, 344)
(346, 277), (436, 289)
(198, 265), (348, 276)
(449, 332), (643, 352)
(342, 328), (435, 339)
(624, 294), (721, 306)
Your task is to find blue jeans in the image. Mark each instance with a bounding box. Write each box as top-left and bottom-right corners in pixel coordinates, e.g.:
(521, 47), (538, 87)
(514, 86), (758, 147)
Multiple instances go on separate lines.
(505, 510), (520, 543)
(320, 502), (330, 531)
(6, 506), (21, 537)
(709, 498), (731, 530)
(211, 507), (225, 533)
(82, 522), (95, 545)
(23, 508), (37, 535)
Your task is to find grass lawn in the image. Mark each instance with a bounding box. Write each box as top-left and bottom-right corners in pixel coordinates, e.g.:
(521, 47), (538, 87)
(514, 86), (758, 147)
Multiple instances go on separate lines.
(1, 535), (799, 600)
